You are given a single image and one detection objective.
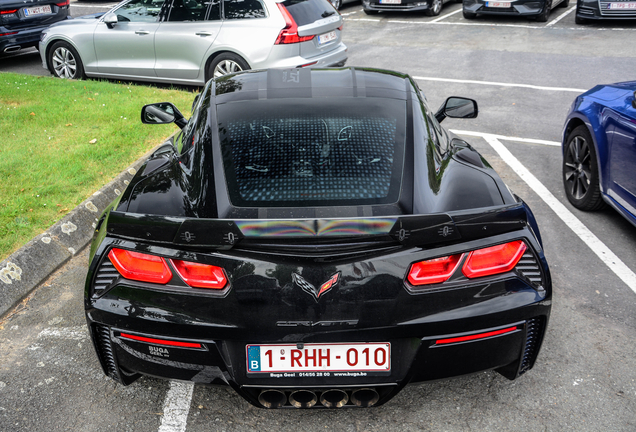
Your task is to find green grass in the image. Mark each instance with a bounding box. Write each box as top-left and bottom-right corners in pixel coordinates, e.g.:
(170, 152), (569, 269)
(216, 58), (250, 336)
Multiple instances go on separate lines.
(0, 73), (197, 261)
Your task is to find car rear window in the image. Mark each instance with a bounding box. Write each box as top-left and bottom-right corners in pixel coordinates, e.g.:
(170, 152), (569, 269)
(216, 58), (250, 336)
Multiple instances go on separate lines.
(217, 98), (406, 208)
(281, 0), (336, 26)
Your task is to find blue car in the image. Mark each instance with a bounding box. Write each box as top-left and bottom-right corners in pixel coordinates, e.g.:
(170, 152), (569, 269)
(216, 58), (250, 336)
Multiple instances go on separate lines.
(562, 82), (636, 227)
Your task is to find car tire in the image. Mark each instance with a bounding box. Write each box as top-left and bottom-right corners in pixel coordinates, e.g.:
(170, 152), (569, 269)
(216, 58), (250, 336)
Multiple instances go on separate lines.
(462, 8), (477, 18)
(559, 0), (568, 7)
(363, 8), (379, 14)
(426, 0), (443, 15)
(329, 0), (342, 9)
(208, 53), (249, 80)
(535, 0), (551, 22)
(562, 125), (606, 211)
(48, 41), (85, 80)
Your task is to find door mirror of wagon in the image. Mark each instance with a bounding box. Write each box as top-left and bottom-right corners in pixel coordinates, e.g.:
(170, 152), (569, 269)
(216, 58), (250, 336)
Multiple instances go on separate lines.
(141, 102), (188, 129)
(103, 12), (118, 29)
(435, 97), (478, 123)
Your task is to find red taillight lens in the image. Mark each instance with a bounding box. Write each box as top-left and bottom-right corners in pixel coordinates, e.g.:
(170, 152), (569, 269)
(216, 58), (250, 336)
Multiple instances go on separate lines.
(120, 333), (202, 348)
(462, 240), (527, 279)
(435, 326), (518, 345)
(170, 259), (227, 289)
(407, 254), (463, 286)
(108, 248), (172, 284)
(55, 0), (70, 6)
(275, 4), (315, 44)
(0, 9), (18, 14)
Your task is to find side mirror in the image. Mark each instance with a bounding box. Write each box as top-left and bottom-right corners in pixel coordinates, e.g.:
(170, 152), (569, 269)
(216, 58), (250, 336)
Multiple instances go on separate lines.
(435, 97), (478, 123)
(632, 91), (636, 109)
(141, 102), (187, 129)
(103, 12), (118, 28)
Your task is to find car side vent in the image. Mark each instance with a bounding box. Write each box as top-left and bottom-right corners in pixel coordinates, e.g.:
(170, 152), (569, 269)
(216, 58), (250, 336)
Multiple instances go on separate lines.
(519, 317), (543, 375)
(93, 260), (119, 296)
(94, 324), (121, 382)
(515, 251), (543, 287)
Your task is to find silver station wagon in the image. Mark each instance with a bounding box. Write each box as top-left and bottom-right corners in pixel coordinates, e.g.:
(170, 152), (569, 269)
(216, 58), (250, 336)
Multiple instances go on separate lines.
(39, 0), (347, 84)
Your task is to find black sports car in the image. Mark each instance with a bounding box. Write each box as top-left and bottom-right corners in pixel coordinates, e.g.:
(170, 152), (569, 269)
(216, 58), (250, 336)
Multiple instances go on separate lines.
(85, 68), (551, 409)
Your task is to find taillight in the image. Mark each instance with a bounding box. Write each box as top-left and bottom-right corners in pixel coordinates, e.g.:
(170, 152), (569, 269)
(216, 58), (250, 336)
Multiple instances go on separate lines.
(0, 32), (18, 36)
(55, 0), (70, 6)
(275, 4), (315, 44)
(462, 240), (527, 279)
(119, 333), (202, 349)
(170, 259), (228, 289)
(108, 248), (172, 284)
(407, 254), (463, 286)
(0, 9), (18, 14)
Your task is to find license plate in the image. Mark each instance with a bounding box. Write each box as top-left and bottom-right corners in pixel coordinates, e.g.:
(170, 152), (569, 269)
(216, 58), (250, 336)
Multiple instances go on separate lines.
(609, 2), (636, 8)
(318, 30), (337, 45)
(24, 5), (52, 16)
(485, 1), (511, 6)
(247, 343), (391, 373)
(379, 0), (402, 4)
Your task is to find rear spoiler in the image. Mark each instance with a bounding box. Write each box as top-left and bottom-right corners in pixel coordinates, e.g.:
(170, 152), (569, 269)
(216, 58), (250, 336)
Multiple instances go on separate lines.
(106, 203), (528, 250)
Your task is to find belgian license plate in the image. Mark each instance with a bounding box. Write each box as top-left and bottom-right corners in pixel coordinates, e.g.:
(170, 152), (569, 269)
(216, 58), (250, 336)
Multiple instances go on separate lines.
(247, 343), (391, 373)
(318, 30), (337, 45)
(609, 2), (636, 8)
(380, 0), (402, 4)
(485, 1), (511, 6)
(24, 5), (52, 16)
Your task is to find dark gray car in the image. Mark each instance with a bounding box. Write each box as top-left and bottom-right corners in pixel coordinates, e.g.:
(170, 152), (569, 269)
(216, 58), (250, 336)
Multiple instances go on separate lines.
(0, 0), (69, 54)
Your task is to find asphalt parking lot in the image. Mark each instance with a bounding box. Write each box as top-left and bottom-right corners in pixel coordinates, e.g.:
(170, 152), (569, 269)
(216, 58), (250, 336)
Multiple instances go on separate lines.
(1, 1), (636, 430)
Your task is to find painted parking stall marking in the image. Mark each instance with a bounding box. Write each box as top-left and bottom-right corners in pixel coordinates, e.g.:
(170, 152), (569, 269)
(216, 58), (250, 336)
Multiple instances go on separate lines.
(452, 130), (636, 295)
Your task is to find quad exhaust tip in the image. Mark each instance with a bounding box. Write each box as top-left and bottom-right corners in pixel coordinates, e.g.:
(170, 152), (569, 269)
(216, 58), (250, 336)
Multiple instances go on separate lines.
(351, 388), (380, 407)
(320, 389), (349, 408)
(258, 389), (287, 409)
(288, 389), (318, 408)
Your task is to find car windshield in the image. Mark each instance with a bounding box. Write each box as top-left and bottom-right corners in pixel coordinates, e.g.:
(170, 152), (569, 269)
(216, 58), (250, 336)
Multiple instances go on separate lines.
(217, 98), (406, 208)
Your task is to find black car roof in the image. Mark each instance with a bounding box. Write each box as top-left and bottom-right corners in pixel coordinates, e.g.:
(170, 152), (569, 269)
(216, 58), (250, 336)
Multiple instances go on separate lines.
(213, 67), (414, 104)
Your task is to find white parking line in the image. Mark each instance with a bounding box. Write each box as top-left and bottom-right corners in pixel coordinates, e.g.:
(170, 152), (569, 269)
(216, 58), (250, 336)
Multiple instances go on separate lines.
(430, 8), (462, 23)
(414, 76), (586, 93)
(546, 5), (576, 27)
(454, 129), (560, 146)
(452, 130), (636, 295)
(158, 381), (194, 432)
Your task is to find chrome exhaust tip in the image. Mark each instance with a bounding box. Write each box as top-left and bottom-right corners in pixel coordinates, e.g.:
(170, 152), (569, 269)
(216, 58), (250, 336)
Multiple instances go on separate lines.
(4, 46), (21, 54)
(320, 389), (349, 408)
(288, 389), (318, 408)
(258, 389), (287, 409)
(351, 388), (380, 407)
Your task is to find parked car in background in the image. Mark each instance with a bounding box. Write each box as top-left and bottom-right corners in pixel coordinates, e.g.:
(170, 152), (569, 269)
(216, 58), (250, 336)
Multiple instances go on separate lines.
(561, 81), (636, 227)
(362, 0), (458, 16)
(39, 0), (347, 84)
(84, 67), (551, 409)
(0, 0), (69, 54)
(462, 0), (568, 21)
(575, 0), (636, 24)
(328, 0), (359, 10)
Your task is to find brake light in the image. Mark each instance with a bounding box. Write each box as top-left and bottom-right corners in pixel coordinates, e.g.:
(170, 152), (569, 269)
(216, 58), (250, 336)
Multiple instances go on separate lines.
(275, 4), (315, 44)
(407, 254), (463, 286)
(55, 0), (70, 6)
(462, 240), (527, 279)
(170, 259), (228, 289)
(0, 9), (18, 14)
(108, 248), (172, 284)
(435, 326), (518, 345)
(0, 32), (18, 36)
(120, 333), (202, 348)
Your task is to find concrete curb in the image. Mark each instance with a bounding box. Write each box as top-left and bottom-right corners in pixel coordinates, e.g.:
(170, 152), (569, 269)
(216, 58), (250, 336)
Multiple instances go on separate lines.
(0, 136), (175, 318)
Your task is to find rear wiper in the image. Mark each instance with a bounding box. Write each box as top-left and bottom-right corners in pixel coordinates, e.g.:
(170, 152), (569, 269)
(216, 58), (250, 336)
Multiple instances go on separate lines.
(322, 10), (335, 17)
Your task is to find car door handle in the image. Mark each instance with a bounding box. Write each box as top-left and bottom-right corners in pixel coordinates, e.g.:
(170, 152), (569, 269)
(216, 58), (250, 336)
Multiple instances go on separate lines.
(135, 30), (150, 35)
(195, 31), (213, 36)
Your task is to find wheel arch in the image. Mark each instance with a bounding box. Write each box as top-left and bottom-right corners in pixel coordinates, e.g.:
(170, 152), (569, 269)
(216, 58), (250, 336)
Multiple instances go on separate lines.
(44, 37), (82, 74)
(203, 50), (252, 83)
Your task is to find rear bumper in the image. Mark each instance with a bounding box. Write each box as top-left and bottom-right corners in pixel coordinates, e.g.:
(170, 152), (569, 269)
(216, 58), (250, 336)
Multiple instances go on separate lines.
(362, 0), (433, 12)
(257, 41), (348, 70)
(0, 24), (46, 52)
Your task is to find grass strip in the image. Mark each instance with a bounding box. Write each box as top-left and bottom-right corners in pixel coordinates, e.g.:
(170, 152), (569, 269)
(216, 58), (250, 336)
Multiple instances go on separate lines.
(0, 73), (196, 261)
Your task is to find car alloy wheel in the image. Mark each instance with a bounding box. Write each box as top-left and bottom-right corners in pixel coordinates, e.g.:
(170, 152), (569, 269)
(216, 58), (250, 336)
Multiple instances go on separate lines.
(426, 0), (443, 15)
(52, 46), (78, 79)
(535, 0), (551, 22)
(562, 125), (605, 211)
(214, 59), (244, 77)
